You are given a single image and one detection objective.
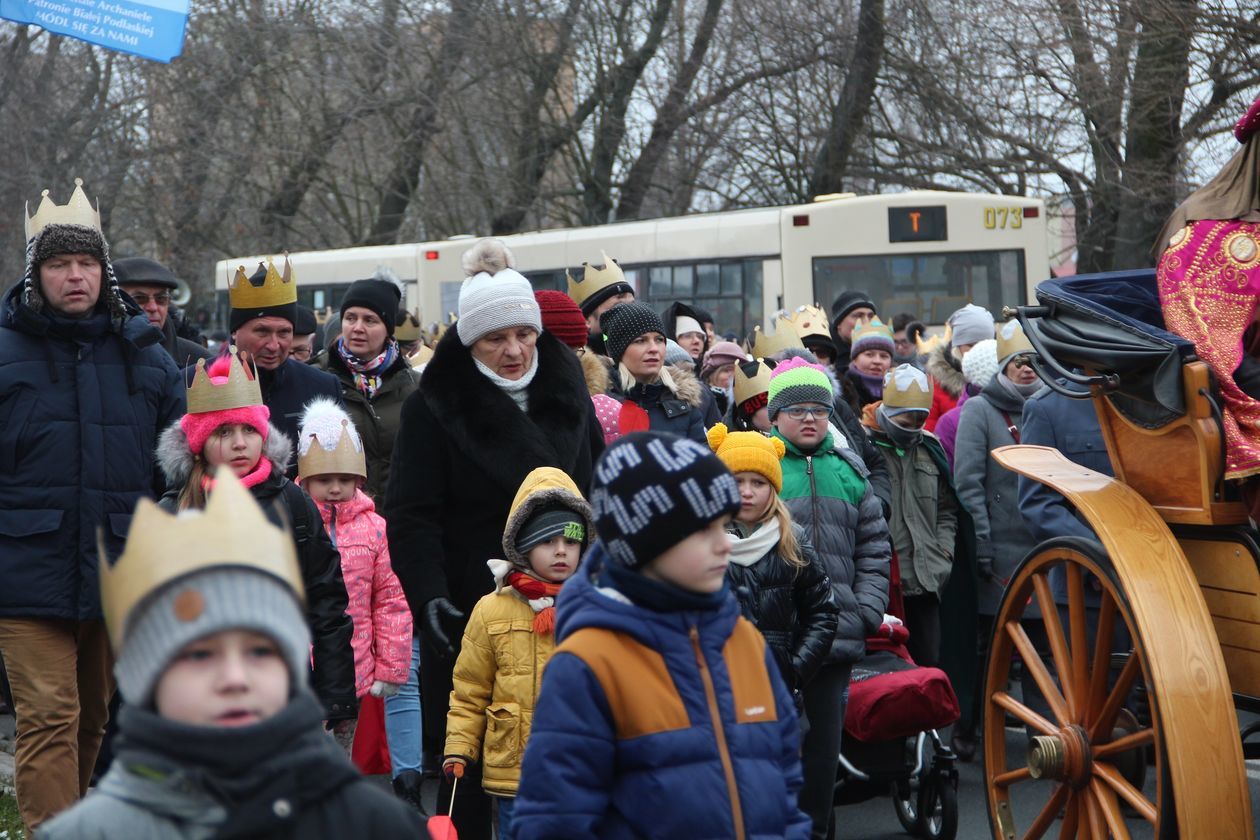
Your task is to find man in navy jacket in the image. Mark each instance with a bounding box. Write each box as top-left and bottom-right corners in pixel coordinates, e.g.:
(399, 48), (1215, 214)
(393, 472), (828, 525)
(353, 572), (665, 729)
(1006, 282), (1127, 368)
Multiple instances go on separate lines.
(0, 180), (184, 831)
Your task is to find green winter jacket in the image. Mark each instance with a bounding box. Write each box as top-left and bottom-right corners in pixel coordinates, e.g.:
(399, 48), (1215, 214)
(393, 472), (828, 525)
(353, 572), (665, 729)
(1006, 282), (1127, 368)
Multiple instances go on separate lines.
(773, 429), (891, 664)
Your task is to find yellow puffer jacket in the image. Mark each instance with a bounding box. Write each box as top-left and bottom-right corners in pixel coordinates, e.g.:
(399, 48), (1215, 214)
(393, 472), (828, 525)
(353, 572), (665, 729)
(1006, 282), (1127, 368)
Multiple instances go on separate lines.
(443, 466), (594, 796)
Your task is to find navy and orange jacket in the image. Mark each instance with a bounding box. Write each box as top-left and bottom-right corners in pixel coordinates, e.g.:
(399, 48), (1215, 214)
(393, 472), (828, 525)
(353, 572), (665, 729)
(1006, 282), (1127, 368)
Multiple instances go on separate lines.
(513, 543), (810, 839)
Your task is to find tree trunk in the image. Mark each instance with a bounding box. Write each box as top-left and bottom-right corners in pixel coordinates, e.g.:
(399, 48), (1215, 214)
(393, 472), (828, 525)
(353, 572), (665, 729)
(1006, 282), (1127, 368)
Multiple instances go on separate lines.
(364, 0), (480, 246)
(807, 0), (884, 197)
(1113, 0), (1196, 268)
(614, 0), (724, 221)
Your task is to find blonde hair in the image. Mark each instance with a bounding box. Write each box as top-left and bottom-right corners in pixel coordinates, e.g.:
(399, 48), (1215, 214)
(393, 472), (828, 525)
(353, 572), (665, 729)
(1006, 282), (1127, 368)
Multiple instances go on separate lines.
(754, 490), (806, 570)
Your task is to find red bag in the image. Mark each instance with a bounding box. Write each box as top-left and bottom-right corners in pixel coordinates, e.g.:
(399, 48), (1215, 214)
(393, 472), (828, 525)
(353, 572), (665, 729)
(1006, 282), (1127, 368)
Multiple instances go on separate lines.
(844, 649), (960, 743)
(351, 694), (393, 775)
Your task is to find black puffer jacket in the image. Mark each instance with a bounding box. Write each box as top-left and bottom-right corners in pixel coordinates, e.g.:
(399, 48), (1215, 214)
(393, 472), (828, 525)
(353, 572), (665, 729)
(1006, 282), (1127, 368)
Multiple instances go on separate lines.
(156, 426), (357, 721)
(725, 522), (838, 690)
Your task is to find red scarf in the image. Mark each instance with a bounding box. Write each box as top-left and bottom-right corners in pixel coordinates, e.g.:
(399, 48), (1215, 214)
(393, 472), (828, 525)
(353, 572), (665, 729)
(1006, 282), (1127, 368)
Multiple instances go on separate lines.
(506, 571), (564, 635)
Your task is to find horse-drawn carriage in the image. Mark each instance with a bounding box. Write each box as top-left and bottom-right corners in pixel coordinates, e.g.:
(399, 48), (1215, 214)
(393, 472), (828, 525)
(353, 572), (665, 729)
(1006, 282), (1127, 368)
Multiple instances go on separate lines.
(984, 270), (1259, 838)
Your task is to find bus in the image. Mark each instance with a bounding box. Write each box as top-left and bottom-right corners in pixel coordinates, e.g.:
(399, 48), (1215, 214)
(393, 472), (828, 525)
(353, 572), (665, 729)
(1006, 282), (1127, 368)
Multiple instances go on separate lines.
(213, 190), (1049, 336)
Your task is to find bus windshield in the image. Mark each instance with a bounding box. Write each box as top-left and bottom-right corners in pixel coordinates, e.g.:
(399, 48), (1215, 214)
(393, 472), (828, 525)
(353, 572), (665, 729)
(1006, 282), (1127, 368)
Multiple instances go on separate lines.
(813, 249), (1026, 325)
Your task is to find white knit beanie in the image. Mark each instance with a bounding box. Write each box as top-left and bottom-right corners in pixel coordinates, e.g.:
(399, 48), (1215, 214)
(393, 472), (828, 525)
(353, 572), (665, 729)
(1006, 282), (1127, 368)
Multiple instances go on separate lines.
(961, 338), (1000, 389)
(456, 239), (542, 346)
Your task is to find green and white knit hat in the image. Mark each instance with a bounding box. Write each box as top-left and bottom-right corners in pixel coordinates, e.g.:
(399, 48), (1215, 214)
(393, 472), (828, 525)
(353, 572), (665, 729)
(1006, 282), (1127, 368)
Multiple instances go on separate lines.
(767, 356), (833, 419)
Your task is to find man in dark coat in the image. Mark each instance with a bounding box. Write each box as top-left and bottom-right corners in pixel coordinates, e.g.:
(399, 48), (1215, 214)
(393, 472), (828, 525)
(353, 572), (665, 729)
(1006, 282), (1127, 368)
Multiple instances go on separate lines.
(830, 290), (877, 372)
(226, 260), (341, 466)
(112, 257), (213, 367)
(0, 179), (184, 831)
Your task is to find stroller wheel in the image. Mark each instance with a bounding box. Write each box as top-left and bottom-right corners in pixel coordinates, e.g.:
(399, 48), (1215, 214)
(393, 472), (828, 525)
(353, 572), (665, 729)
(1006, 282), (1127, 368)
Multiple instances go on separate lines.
(917, 774), (958, 840)
(892, 779), (920, 835)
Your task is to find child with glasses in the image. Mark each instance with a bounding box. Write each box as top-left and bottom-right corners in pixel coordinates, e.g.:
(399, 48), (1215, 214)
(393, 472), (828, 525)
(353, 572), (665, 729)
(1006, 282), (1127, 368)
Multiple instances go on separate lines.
(767, 357), (891, 840)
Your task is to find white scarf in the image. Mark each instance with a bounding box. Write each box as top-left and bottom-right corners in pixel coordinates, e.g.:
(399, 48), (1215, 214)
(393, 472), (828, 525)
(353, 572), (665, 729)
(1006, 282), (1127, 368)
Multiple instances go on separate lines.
(475, 351), (539, 412)
(726, 518), (782, 567)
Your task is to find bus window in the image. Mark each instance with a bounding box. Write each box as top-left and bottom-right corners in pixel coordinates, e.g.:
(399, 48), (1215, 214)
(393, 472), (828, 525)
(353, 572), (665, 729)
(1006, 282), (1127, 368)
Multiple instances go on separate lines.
(812, 249), (1024, 324)
(697, 264), (720, 296)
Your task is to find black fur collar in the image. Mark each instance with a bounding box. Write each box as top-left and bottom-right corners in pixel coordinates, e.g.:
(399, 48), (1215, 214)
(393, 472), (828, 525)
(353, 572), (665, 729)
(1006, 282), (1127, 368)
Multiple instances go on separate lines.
(420, 329), (589, 493)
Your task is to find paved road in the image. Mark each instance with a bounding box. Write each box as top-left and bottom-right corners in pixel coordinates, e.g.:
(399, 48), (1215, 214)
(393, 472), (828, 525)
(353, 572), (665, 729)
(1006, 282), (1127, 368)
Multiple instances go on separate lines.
(836, 719), (1260, 839)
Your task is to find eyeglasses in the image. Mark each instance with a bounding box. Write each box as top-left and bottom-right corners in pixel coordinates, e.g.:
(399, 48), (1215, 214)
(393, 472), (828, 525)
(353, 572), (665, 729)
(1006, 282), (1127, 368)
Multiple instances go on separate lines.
(1011, 355), (1035, 370)
(782, 405), (830, 421)
(130, 292), (171, 306)
(289, 346), (312, 360)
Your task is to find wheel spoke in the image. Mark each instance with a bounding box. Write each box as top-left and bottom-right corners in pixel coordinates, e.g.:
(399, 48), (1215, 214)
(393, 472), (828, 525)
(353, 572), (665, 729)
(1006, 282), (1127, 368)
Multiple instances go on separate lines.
(1087, 595), (1118, 721)
(1089, 777), (1134, 840)
(1006, 620), (1071, 725)
(1088, 651), (1141, 742)
(1092, 728), (1154, 758)
(1066, 563), (1089, 719)
(1022, 782), (1069, 840)
(1033, 573), (1076, 720)
(993, 766), (1032, 788)
(993, 690), (1058, 736)
(1057, 792), (1080, 840)
(1094, 762), (1157, 823)
(1083, 787), (1107, 839)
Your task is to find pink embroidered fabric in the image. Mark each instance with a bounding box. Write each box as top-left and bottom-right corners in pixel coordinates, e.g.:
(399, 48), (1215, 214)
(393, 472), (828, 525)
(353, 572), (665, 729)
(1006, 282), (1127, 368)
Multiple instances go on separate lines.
(1158, 219), (1260, 478)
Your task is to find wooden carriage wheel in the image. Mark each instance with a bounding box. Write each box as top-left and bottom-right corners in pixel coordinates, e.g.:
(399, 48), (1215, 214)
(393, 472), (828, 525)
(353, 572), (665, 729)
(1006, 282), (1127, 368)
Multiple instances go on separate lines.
(982, 540), (1166, 839)
(985, 446), (1251, 839)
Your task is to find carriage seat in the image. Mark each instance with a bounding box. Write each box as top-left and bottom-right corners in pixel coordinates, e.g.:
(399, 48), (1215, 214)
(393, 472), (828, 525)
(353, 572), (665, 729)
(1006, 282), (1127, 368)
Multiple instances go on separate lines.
(1028, 272), (1247, 526)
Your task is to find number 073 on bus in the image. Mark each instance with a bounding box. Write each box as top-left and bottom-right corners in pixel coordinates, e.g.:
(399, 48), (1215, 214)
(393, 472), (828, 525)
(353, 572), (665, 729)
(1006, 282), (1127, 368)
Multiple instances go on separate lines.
(215, 190), (1049, 336)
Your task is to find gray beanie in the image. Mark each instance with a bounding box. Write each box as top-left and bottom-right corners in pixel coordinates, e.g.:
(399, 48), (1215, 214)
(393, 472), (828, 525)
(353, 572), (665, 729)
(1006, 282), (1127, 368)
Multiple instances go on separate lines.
(456, 238), (543, 345)
(665, 339), (694, 367)
(947, 304), (995, 348)
(115, 567), (310, 708)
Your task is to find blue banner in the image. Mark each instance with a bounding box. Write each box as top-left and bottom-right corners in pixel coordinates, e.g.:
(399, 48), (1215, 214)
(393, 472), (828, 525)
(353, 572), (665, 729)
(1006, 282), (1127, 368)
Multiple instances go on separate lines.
(1, 0), (191, 63)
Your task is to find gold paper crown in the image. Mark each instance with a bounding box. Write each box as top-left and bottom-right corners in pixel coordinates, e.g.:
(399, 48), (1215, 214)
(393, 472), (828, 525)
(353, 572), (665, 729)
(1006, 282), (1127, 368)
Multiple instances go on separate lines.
(996, 320), (1034, 362)
(298, 420), (367, 479)
(882, 370), (933, 411)
(395, 310), (423, 342)
(916, 324), (948, 356)
(186, 346), (263, 414)
(409, 343), (435, 367)
(851, 316), (894, 347)
(787, 304), (831, 341)
(749, 318), (803, 359)
(229, 258), (297, 311)
(567, 251), (626, 307)
(25, 178), (102, 241)
(734, 359), (774, 406)
(99, 467), (305, 650)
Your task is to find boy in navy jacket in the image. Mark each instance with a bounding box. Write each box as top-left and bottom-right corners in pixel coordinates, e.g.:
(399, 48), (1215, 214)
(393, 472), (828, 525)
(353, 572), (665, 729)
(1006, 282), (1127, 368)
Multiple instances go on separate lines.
(513, 432), (810, 839)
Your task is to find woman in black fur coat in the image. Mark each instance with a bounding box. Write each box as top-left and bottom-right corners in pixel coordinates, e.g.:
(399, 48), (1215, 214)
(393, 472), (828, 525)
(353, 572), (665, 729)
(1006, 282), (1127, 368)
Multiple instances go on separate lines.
(384, 239), (602, 840)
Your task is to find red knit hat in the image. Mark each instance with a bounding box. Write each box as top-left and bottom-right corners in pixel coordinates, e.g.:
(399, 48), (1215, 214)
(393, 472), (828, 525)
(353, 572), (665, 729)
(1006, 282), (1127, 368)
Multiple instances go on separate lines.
(179, 354), (271, 455)
(535, 290), (589, 349)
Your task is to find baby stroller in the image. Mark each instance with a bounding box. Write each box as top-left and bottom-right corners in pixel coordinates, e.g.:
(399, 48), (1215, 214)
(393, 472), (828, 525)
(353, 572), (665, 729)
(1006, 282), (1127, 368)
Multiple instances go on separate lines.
(833, 564), (961, 839)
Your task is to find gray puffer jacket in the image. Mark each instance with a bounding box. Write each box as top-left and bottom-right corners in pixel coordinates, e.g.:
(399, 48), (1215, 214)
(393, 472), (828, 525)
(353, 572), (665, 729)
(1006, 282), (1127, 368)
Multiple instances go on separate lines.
(952, 375), (1038, 615)
(776, 429), (891, 664)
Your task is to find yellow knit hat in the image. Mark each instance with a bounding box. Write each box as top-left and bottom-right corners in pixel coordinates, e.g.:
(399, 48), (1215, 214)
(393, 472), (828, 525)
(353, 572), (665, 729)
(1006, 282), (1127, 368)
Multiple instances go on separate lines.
(706, 423), (786, 492)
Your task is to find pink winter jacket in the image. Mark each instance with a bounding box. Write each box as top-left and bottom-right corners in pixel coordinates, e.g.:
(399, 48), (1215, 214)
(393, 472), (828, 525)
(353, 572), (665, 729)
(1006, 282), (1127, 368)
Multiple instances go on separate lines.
(315, 489), (412, 697)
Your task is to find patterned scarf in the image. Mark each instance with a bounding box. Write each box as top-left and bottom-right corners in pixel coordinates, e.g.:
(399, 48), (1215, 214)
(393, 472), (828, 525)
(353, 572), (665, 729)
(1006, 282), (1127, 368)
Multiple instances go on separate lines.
(506, 570), (564, 635)
(336, 337), (398, 400)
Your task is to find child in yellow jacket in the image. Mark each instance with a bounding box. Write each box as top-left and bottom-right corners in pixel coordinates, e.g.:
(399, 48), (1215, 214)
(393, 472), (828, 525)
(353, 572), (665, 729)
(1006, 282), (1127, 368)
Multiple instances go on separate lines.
(442, 467), (594, 839)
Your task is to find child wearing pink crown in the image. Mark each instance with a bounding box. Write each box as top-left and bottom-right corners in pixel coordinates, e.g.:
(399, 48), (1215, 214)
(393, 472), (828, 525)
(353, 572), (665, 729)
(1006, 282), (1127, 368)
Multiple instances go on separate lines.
(156, 350), (357, 727)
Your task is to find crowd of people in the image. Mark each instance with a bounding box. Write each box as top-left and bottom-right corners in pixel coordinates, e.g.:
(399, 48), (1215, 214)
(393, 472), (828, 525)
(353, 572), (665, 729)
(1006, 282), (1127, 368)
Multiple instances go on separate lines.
(0, 172), (1176, 840)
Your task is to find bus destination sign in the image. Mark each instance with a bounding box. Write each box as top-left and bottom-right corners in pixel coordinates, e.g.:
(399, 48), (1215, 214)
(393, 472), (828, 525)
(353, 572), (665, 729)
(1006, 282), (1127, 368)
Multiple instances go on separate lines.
(888, 206), (947, 243)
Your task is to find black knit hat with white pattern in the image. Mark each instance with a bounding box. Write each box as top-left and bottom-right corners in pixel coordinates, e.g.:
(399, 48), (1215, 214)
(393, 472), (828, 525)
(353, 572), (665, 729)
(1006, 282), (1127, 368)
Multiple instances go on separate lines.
(590, 432), (741, 568)
(599, 302), (667, 363)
